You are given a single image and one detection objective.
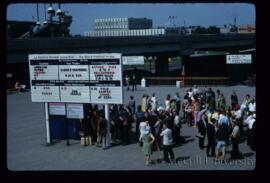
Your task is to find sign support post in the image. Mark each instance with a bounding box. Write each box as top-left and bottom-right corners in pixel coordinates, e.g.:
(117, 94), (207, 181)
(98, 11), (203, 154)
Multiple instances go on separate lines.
(105, 104), (111, 148)
(65, 103), (70, 146)
(45, 102), (51, 145)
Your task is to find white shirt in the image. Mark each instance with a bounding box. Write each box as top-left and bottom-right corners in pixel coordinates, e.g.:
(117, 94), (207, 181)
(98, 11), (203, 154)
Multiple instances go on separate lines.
(193, 88), (199, 95)
(245, 115), (255, 129)
(188, 91), (193, 98)
(240, 103), (247, 111)
(165, 100), (170, 111)
(218, 114), (229, 126)
(139, 122), (147, 140)
(160, 128), (173, 146)
(248, 102), (256, 112)
(157, 106), (165, 112)
(174, 115), (180, 126)
(151, 97), (157, 110)
(235, 109), (242, 119)
(232, 125), (240, 138)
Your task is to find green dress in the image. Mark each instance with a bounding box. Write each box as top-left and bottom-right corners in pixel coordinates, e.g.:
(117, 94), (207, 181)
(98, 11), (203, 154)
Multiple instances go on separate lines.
(142, 133), (152, 156)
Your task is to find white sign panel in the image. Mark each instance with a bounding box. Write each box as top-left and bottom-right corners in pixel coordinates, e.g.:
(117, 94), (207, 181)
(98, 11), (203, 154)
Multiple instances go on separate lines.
(31, 84), (60, 102)
(49, 103), (66, 115)
(89, 54), (123, 104)
(29, 53), (123, 104)
(90, 65), (121, 81)
(122, 56), (144, 65)
(60, 85), (90, 103)
(59, 65), (89, 80)
(29, 65), (59, 80)
(66, 104), (84, 119)
(90, 86), (123, 104)
(226, 54), (252, 64)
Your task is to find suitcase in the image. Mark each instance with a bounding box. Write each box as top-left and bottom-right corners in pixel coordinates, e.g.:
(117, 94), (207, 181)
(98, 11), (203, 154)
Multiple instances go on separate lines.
(81, 136), (92, 146)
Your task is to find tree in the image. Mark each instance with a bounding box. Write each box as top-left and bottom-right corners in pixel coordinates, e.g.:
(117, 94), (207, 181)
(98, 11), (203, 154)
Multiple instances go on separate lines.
(193, 26), (207, 34)
(207, 26), (220, 34)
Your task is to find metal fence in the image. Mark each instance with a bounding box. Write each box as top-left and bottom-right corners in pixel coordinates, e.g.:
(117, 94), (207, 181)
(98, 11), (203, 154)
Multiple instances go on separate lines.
(145, 77), (229, 86)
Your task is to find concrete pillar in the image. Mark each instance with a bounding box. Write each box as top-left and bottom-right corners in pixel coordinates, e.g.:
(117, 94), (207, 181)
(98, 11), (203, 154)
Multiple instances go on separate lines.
(227, 50), (241, 84)
(155, 54), (169, 76)
(181, 55), (190, 75)
(181, 55), (190, 87)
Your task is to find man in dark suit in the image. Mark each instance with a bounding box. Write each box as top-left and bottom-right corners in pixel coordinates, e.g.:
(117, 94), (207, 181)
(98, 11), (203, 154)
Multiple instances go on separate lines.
(131, 67), (137, 91)
(206, 118), (217, 157)
(197, 110), (207, 149)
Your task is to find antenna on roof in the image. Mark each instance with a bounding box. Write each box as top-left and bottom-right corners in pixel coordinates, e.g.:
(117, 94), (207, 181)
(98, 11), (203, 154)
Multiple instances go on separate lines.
(48, 3), (55, 23)
(36, 4), (40, 26)
(44, 4), (46, 20)
(56, 3), (64, 24)
(43, 4), (48, 25)
(56, 3), (62, 15)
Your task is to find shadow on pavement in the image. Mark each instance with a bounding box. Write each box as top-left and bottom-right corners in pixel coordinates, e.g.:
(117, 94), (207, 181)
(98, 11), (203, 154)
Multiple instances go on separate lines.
(241, 152), (254, 158)
(176, 156), (190, 163)
(151, 158), (163, 165)
(181, 135), (192, 139)
(173, 137), (195, 148)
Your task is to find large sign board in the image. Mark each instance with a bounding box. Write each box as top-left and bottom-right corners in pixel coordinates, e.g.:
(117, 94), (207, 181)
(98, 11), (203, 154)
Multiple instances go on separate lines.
(122, 56), (144, 65)
(226, 54), (252, 64)
(29, 54), (123, 104)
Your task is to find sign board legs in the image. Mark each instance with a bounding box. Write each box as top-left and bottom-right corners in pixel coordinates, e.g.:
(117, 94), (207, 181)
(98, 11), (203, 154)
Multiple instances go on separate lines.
(105, 104), (111, 148)
(65, 103), (70, 146)
(45, 102), (51, 145)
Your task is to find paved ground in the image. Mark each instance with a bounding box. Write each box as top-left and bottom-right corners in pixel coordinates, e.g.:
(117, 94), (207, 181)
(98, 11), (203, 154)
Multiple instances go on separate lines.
(7, 85), (256, 170)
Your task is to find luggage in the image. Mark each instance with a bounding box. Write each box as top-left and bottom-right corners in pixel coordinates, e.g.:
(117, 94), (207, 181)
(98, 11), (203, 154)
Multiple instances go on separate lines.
(81, 136), (92, 146)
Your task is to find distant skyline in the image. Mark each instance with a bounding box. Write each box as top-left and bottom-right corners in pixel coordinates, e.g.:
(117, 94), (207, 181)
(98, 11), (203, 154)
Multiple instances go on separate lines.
(7, 3), (256, 35)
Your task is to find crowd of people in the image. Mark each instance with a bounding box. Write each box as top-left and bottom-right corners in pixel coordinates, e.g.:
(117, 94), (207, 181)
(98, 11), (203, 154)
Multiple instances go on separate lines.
(80, 85), (256, 165)
(181, 86), (256, 161)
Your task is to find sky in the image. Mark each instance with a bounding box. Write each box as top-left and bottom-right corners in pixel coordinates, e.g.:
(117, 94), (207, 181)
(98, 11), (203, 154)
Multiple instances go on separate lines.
(7, 3), (256, 35)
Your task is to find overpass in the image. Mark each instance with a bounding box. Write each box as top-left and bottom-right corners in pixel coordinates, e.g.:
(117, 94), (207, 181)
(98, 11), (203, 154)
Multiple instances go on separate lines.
(7, 33), (255, 76)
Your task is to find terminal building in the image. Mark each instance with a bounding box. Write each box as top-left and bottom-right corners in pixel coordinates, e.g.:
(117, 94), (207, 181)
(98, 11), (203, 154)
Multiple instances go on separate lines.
(84, 17), (165, 37)
(237, 25), (256, 33)
(94, 17), (152, 30)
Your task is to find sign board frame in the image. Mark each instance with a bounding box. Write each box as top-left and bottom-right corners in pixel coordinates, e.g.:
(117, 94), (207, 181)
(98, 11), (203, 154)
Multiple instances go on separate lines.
(29, 53), (123, 104)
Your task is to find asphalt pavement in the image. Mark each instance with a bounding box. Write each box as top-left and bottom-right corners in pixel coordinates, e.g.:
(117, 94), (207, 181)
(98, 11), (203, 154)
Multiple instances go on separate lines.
(7, 85), (256, 170)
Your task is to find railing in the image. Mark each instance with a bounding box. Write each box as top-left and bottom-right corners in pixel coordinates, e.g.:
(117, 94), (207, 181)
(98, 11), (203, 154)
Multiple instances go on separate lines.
(18, 31), (30, 39)
(145, 77), (229, 86)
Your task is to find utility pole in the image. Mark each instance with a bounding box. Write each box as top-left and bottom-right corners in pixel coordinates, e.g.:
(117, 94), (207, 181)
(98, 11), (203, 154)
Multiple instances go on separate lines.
(36, 4), (40, 24)
(43, 3), (48, 25)
(169, 16), (177, 28)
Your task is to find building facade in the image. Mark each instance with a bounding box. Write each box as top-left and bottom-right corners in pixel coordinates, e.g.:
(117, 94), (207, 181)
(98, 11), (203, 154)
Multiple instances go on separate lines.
(94, 18), (128, 30)
(237, 25), (256, 33)
(84, 28), (165, 37)
(94, 17), (152, 30)
(128, 18), (152, 29)
(85, 17), (164, 37)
